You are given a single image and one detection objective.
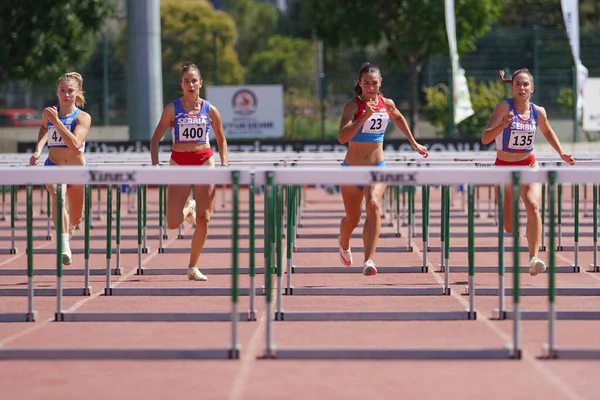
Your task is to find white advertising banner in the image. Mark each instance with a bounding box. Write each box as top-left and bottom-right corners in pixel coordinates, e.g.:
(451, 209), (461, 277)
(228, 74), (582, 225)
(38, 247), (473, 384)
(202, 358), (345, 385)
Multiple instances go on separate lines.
(583, 78), (600, 131)
(445, 0), (474, 125)
(206, 85), (284, 139)
(561, 0), (589, 120)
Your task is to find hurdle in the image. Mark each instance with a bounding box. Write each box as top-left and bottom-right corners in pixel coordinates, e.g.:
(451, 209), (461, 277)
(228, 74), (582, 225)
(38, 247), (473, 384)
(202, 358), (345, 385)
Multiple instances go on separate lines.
(0, 166), (245, 360)
(262, 167), (525, 360)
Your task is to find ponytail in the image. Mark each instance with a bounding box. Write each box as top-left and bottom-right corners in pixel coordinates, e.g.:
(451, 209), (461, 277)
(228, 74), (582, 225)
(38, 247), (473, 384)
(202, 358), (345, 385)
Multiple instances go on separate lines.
(499, 68), (535, 86)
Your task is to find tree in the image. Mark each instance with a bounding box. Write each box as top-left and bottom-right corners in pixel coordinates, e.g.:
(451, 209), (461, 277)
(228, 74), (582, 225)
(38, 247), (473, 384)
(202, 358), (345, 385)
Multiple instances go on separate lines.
(303, 0), (501, 136)
(0, 0), (115, 82)
(220, 0), (279, 66)
(157, 0), (244, 103)
(498, 0), (599, 30)
(245, 35), (315, 92)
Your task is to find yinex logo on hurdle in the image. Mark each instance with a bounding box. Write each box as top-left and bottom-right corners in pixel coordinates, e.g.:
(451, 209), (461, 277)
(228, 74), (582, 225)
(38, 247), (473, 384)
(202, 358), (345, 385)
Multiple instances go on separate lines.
(88, 171), (137, 183)
(369, 171), (417, 183)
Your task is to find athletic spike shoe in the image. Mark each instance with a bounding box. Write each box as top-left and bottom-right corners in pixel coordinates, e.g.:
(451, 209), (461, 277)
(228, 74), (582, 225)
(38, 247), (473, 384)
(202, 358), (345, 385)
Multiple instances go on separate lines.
(184, 199), (196, 225)
(61, 248), (72, 266)
(529, 257), (546, 276)
(338, 236), (352, 267)
(363, 260), (377, 276)
(187, 266), (208, 281)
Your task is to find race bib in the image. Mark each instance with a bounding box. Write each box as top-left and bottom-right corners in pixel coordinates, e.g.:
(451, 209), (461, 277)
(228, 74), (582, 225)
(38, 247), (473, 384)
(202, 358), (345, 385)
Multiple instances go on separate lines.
(178, 119), (207, 142)
(47, 126), (64, 146)
(508, 130), (535, 150)
(362, 112), (389, 134)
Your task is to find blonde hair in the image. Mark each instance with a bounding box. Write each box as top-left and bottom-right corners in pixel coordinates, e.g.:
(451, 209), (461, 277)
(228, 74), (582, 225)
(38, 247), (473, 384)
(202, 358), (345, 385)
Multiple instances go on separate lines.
(57, 72), (86, 108)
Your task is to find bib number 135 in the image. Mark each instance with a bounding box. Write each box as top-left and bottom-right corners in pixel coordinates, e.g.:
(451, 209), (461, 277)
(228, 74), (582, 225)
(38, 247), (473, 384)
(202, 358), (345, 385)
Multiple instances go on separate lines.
(509, 131), (534, 149)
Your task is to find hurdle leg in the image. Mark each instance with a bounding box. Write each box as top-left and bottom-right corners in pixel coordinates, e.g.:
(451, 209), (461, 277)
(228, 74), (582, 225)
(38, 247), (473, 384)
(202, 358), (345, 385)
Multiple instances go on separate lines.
(264, 172), (275, 356)
(45, 189), (52, 240)
(285, 184), (295, 295)
(275, 186), (284, 319)
(439, 186), (446, 272)
(467, 186), (476, 319)
(136, 185), (143, 274)
(142, 185), (149, 253)
(557, 184), (563, 250)
(546, 171), (557, 357)
(407, 186), (414, 251)
(55, 185), (65, 321)
(104, 185), (114, 294)
(1, 185), (6, 221)
(387, 186), (394, 227)
(475, 185), (481, 217)
(573, 184), (580, 271)
(511, 172), (522, 359)
(444, 185), (451, 294)
(10, 185), (17, 254)
(115, 186), (122, 275)
(540, 183), (546, 251)
(84, 186), (91, 294)
(248, 175), (257, 320)
(497, 185), (506, 319)
(26, 185), (37, 321)
(158, 185), (165, 252)
(421, 185), (429, 272)
(592, 185), (599, 272)
(94, 185), (102, 220)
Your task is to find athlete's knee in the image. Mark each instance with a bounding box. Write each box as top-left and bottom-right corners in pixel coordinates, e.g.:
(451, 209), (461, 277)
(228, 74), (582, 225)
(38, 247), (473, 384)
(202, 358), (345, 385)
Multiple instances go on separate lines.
(524, 199), (540, 214)
(364, 198), (381, 216)
(196, 211), (211, 226)
(166, 214), (183, 230)
(343, 214), (361, 229)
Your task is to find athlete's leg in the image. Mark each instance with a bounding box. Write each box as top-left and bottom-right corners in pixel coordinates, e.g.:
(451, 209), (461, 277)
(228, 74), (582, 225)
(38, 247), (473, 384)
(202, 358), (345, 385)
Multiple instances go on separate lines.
(166, 159), (193, 229)
(362, 183), (387, 262)
(66, 184), (85, 236)
(502, 184), (513, 234)
(188, 181), (216, 269)
(45, 183), (70, 235)
(339, 185), (363, 260)
(520, 181), (545, 275)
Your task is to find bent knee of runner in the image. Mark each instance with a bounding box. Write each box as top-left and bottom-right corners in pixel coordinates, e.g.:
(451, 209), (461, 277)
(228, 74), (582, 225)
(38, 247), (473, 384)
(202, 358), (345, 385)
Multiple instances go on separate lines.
(196, 212), (211, 226)
(166, 213), (184, 230)
(342, 214), (361, 229)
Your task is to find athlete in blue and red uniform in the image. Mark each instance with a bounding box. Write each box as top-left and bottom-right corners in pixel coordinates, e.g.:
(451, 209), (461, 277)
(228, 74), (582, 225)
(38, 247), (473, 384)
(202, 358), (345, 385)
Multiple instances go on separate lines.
(482, 68), (575, 276)
(337, 62), (428, 276)
(150, 62), (228, 281)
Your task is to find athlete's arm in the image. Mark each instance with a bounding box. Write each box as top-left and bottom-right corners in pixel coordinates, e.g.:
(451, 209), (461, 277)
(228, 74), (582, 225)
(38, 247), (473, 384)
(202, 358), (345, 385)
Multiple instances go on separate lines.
(536, 105), (575, 165)
(337, 99), (370, 144)
(482, 100), (512, 144)
(209, 105), (228, 167)
(384, 98), (427, 157)
(150, 103), (175, 166)
(30, 121), (48, 165)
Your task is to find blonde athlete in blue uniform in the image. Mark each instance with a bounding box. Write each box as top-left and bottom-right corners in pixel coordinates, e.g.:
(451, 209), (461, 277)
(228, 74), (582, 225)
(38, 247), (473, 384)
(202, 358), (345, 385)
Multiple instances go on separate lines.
(30, 72), (91, 266)
(337, 63), (428, 276)
(150, 62), (228, 281)
(482, 68), (575, 276)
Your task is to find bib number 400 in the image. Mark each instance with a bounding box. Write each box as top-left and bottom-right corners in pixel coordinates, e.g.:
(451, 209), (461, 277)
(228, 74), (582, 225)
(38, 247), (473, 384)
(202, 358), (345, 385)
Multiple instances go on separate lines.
(181, 127), (204, 140)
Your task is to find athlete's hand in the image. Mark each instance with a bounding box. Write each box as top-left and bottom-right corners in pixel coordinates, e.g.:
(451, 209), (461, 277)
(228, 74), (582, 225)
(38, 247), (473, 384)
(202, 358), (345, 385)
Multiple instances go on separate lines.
(364, 100), (377, 119)
(42, 106), (59, 124)
(413, 143), (429, 158)
(29, 153), (40, 166)
(560, 153), (575, 166)
(501, 111), (514, 128)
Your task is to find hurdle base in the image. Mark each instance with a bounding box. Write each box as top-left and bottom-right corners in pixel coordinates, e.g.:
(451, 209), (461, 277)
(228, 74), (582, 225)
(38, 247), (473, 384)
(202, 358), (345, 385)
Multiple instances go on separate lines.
(274, 310), (474, 321)
(493, 309), (600, 320)
(55, 311), (252, 322)
(541, 345), (600, 360)
(264, 346), (516, 360)
(0, 347), (238, 360)
(142, 247), (150, 254)
(466, 287), (600, 296)
(0, 287), (91, 297)
(588, 263), (600, 272)
(284, 286), (448, 296)
(290, 265), (427, 274)
(0, 311), (37, 322)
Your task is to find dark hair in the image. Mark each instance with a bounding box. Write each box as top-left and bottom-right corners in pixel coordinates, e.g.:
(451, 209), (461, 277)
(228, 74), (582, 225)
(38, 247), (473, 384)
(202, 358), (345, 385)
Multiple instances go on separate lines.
(499, 68), (535, 86)
(180, 62), (202, 81)
(354, 62), (382, 97)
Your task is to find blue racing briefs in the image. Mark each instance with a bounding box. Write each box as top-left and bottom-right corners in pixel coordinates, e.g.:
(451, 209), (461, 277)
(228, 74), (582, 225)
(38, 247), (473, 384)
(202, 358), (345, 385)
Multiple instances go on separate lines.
(341, 160), (386, 167)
